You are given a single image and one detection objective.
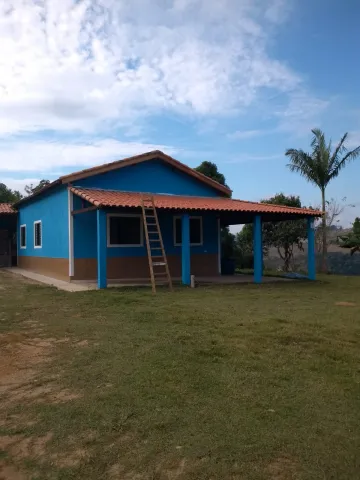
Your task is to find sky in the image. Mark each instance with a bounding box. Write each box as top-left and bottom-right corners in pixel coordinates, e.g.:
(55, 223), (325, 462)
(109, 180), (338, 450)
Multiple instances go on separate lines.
(0, 0), (359, 226)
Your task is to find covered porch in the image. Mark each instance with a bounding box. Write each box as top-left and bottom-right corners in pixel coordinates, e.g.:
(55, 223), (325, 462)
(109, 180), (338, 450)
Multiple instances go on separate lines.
(69, 187), (320, 289)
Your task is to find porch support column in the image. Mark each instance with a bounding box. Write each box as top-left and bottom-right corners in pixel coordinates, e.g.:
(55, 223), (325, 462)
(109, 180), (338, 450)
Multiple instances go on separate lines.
(182, 214), (191, 285)
(253, 214), (263, 284)
(97, 209), (107, 289)
(307, 217), (316, 280)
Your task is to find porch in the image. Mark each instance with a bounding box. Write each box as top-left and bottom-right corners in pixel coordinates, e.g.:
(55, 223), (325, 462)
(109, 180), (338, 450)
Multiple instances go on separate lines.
(69, 188), (321, 290)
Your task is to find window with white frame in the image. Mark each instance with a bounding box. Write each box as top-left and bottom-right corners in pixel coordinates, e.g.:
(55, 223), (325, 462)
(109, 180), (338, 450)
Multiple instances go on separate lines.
(20, 225), (26, 249)
(107, 214), (143, 247)
(34, 221), (42, 248)
(174, 216), (203, 246)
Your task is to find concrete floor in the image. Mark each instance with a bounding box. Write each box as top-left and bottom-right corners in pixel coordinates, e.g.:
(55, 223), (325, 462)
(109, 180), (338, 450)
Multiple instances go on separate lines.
(4, 268), (96, 292)
(4, 268), (292, 292)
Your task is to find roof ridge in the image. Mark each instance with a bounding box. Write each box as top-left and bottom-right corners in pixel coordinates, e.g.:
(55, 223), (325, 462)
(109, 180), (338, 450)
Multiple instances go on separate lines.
(72, 187), (231, 198)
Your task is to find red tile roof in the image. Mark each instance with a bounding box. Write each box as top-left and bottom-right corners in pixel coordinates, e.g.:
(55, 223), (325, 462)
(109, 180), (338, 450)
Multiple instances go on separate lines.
(70, 187), (321, 217)
(0, 203), (15, 214)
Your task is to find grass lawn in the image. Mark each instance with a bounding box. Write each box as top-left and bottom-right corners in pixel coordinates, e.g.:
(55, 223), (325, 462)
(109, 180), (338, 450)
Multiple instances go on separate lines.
(1, 271), (360, 479)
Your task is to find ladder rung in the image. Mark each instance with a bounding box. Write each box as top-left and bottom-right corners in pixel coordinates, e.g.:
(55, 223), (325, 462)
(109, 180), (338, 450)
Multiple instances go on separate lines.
(146, 215), (155, 217)
(154, 272), (168, 277)
(149, 239), (161, 242)
(153, 262), (166, 266)
(150, 247), (162, 250)
(152, 256), (164, 259)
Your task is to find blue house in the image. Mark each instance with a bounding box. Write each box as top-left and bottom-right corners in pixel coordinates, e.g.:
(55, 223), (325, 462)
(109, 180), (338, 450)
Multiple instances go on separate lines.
(14, 150), (319, 288)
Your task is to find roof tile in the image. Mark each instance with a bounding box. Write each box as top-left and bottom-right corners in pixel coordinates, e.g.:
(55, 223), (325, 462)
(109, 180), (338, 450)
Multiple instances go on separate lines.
(0, 203), (15, 214)
(70, 187), (321, 217)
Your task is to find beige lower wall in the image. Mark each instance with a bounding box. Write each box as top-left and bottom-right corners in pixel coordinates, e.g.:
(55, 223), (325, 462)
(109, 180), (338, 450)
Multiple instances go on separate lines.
(18, 256), (70, 281)
(72, 253), (219, 281)
(18, 253), (219, 282)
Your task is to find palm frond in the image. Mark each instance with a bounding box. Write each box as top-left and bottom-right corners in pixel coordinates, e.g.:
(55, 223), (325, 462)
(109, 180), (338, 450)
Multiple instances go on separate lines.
(329, 132), (348, 171)
(285, 149), (320, 187)
(330, 145), (360, 180)
(311, 128), (324, 149)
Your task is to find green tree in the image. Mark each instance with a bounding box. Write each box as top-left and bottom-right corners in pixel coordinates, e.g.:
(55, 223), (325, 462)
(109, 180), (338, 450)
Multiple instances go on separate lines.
(195, 161), (234, 260)
(236, 193), (307, 272)
(25, 179), (50, 196)
(339, 217), (360, 255)
(194, 161), (229, 191)
(286, 129), (360, 272)
(262, 194), (307, 271)
(0, 183), (22, 203)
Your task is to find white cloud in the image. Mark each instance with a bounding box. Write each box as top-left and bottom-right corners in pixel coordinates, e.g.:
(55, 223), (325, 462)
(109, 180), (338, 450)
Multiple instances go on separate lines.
(228, 129), (269, 139)
(0, 138), (178, 173)
(225, 153), (282, 163)
(0, 0), (300, 137)
(274, 91), (329, 135)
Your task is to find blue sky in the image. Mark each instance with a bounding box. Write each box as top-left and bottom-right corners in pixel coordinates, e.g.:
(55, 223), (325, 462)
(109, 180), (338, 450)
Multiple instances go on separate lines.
(0, 0), (359, 225)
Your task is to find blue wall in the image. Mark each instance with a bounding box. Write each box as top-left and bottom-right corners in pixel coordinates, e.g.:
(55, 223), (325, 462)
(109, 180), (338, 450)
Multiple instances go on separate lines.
(18, 186), (69, 258)
(74, 208), (218, 259)
(76, 158), (222, 197)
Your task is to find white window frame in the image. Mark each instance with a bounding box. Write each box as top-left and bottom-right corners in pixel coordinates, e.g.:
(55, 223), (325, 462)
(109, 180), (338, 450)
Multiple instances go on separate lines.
(173, 216), (203, 246)
(20, 224), (26, 249)
(34, 220), (42, 249)
(107, 213), (144, 248)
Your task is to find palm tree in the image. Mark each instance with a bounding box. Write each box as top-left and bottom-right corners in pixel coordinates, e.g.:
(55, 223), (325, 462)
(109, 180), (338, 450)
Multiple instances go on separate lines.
(285, 129), (360, 272)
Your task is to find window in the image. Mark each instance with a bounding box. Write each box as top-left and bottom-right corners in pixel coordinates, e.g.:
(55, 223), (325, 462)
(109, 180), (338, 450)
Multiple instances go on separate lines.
(107, 214), (143, 247)
(20, 225), (26, 249)
(34, 221), (42, 248)
(174, 216), (203, 246)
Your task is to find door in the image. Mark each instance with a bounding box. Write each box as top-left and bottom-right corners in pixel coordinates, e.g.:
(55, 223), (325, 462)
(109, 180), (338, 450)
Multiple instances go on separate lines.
(0, 230), (11, 267)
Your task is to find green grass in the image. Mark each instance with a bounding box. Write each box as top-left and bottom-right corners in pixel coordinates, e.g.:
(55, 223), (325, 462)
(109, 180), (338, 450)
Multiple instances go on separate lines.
(1, 271), (360, 479)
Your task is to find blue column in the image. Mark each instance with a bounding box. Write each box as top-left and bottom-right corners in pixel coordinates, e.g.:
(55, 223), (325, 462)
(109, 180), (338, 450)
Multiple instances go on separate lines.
(253, 214), (262, 284)
(97, 209), (107, 289)
(182, 214), (191, 285)
(307, 217), (316, 280)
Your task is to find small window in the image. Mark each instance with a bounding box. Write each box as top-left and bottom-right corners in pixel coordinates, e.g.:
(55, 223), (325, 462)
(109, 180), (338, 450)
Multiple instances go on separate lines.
(174, 216), (203, 246)
(20, 225), (26, 249)
(107, 214), (143, 247)
(34, 221), (42, 248)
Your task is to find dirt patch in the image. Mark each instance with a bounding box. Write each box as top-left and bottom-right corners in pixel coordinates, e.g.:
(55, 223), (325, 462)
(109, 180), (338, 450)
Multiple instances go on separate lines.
(0, 326), (82, 473)
(108, 464), (145, 480)
(0, 433), (53, 460)
(74, 339), (89, 347)
(266, 455), (299, 480)
(162, 458), (187, 479)
(0, 331), (79, 406)
(51, 448), (88, 468)
(335, 301), (356, 307)
(48, 389), (82, 403)
(0, 462), (27, 480)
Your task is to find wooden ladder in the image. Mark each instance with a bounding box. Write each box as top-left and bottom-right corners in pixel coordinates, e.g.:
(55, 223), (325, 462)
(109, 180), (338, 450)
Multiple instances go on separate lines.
(141, 194), (173, 293)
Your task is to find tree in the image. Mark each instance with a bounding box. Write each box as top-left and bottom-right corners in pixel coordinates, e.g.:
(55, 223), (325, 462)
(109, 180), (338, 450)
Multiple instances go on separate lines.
(236, 193), (307, 271)
(285, 129), (360, 272)
(0, 183), (22, 203)
(338, 217), (360, 255)
(262, 194), (307, 272)
(312, 197), (353, 254)
(194, 161), (229, 191)
(195, 161), (234, 261)
(25, 179), (50, 196)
